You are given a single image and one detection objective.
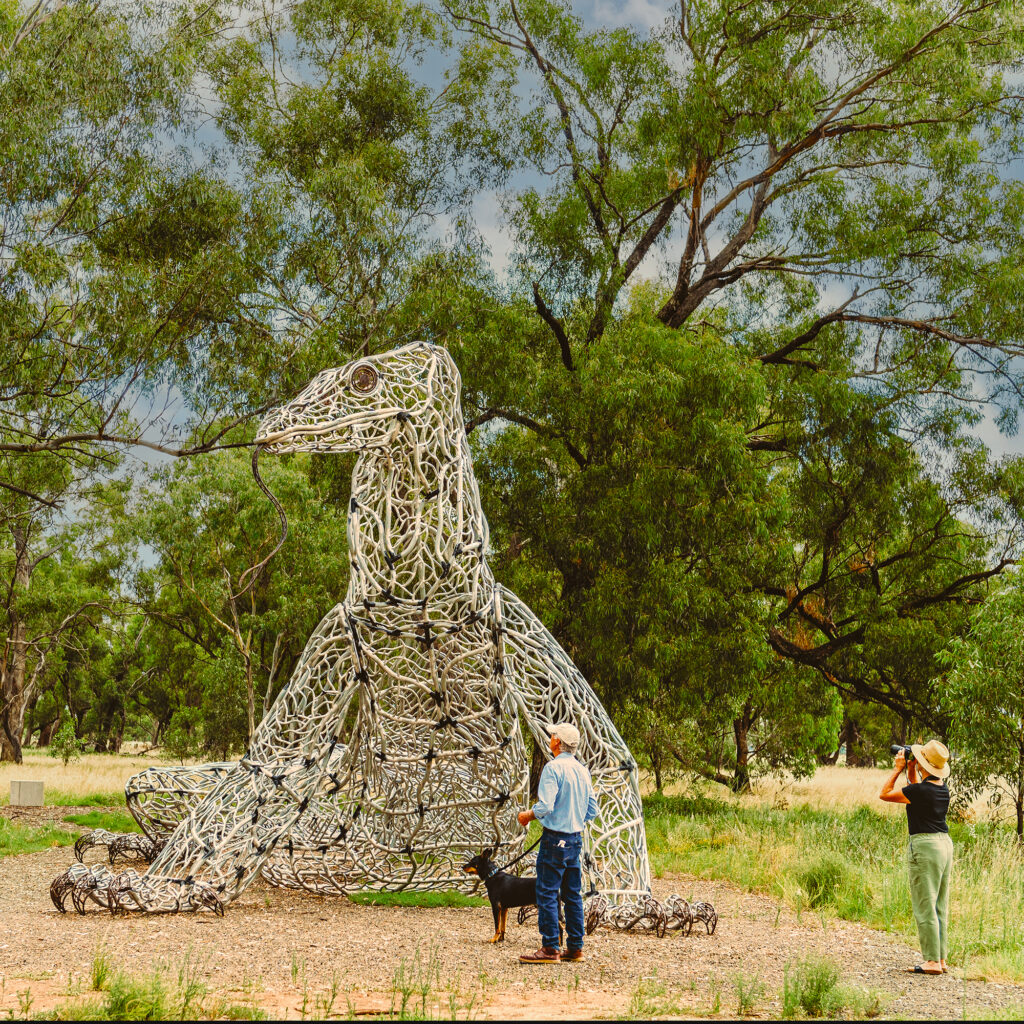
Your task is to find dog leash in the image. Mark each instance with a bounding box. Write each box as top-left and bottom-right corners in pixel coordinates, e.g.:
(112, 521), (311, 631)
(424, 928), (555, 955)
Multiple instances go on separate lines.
(493, 835), (542, 875)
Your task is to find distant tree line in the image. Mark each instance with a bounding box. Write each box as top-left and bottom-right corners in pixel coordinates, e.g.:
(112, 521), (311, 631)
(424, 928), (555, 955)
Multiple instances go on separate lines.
(4, 0), (1024, 791)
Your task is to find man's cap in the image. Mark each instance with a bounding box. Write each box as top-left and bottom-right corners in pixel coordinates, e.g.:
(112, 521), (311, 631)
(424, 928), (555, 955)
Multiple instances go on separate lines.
(546, 722), (581, 748)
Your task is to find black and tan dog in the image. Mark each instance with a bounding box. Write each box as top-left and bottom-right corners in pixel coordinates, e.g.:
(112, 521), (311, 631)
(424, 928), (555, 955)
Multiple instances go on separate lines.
(462, 847), (541, 943)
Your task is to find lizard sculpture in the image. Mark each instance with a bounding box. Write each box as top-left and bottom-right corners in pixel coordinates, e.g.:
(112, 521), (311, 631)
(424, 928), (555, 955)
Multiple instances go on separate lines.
(51, 342), (652, 916)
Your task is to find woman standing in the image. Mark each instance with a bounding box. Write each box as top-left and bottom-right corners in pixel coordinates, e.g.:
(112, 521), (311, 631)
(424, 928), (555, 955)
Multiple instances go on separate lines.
(879, 740), (953, 975)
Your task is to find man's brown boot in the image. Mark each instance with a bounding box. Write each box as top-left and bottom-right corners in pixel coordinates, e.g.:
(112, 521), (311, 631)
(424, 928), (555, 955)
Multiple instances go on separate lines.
(520, 947), (561, 964)
(562, 949), (583, 962)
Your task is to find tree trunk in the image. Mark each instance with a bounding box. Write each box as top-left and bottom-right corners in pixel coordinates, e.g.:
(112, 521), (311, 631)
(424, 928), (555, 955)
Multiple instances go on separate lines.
(21, 691), (38, 748)
(38, 715), (58, 747)
(245, 652), (256, 744)
(844, 715), (868, 767)
(111, 709), (125, 753)
(1, 525), (32, 763)
(732, 705), (753, 793)
(652, 744), (664, 794)
(529, 741), (546, 800)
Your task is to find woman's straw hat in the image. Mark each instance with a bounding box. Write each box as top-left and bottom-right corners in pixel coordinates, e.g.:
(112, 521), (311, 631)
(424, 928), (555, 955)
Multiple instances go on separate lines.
(912, 739), (950, 780)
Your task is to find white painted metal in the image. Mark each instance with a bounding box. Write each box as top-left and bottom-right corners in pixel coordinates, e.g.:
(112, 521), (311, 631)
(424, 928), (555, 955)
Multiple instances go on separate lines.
(51, 343), (652, 916)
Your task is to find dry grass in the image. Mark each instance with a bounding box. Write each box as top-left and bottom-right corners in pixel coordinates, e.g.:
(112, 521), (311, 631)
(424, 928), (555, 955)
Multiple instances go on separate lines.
(645, 765), (999, 821)
(0, 749), (190, 806)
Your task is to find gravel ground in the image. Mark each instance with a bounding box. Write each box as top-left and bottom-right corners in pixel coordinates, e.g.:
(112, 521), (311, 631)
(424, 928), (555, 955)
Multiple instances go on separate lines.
(1, 818), (1023, 1019)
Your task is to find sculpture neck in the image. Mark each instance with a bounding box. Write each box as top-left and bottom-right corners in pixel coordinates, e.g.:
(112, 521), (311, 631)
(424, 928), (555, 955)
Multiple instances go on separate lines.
(346, 414), (491, 612)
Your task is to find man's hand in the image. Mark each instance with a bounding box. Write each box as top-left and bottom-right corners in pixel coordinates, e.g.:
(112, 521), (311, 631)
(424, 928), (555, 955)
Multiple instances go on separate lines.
(517, 810), (534, 828)
(894, 751), (907, 771)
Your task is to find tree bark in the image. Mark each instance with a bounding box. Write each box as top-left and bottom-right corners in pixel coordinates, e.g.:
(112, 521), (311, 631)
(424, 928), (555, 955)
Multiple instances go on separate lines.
(651, 742), (664, 793)
(732, 706), (753, 793)
(1, 525), (32, 763)
(529, 741), (546, 800)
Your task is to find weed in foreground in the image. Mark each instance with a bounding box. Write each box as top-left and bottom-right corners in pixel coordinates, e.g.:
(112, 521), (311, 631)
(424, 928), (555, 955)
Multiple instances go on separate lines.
(781, 956), (841, 1018)
(41, 947), (268, 1021)
(90, 943), (112, 992)
(732, 971), (765, 1016)
(623, 973), (685, 1019)
(779, 956), (885, 1020)
(379, 945), (479, 1021)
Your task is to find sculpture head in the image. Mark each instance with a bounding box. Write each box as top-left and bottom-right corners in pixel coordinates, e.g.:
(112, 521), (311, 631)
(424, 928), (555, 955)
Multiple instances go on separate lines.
(255, 342), (461, 453)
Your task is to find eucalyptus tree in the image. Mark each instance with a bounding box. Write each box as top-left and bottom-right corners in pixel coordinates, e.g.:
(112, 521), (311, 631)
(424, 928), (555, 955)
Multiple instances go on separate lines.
(133, 450), (347, 749)
(1, 0), (476, 757)
(442, 0), (1024, 770)
(0, 0), (277, 760)
(941, 579), (1024, 837)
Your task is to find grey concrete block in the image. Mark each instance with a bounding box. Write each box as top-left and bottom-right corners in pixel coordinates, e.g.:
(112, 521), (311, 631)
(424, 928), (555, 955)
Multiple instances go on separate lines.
(10, 780), (44, 806)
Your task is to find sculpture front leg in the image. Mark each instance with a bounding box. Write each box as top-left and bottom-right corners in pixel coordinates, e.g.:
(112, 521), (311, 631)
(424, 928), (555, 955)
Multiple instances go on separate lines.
(52, 604), (360, 913)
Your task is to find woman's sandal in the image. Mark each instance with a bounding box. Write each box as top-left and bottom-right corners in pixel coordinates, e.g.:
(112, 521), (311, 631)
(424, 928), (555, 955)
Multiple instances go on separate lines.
(908, 965), (943, 975)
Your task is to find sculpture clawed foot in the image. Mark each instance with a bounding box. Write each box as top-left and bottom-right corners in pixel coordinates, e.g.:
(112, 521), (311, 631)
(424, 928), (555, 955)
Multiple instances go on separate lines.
(74, 829), (166, 866)
(50, 863), (224, 916)
(584, 893), (718, 937)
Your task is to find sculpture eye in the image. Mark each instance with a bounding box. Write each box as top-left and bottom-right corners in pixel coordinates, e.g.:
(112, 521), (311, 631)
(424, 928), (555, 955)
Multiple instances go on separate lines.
(351, 364), (378, 394)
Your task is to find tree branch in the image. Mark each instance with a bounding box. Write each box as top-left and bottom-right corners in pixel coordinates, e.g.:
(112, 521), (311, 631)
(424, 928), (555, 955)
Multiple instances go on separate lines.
(532, 282), (574, 371)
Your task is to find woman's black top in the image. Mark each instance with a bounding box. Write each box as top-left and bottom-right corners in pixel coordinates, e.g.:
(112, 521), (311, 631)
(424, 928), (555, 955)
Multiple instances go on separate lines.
(901, 780), (950, 834)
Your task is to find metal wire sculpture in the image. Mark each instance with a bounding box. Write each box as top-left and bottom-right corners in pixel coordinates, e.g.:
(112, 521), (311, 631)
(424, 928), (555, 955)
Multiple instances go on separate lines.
(52, 342), (694, 928)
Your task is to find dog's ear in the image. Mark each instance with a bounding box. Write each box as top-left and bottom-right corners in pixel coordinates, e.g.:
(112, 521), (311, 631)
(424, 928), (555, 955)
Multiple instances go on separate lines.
(481, 846), (494, 860)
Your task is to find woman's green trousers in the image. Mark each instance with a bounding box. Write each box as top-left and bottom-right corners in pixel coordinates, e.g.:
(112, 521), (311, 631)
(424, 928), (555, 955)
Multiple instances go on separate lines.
(907, 833), (953, 962)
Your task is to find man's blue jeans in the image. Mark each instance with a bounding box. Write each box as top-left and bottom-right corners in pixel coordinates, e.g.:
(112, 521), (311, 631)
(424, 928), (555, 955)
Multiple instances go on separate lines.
(535, 829), (584, 950)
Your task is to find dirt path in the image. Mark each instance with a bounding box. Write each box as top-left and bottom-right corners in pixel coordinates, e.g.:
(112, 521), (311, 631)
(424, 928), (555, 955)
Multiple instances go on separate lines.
(1, 841), (1022, 1019)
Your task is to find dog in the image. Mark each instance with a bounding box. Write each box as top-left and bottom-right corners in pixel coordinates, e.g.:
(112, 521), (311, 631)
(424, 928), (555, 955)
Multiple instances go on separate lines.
(462, 847), (548, 943)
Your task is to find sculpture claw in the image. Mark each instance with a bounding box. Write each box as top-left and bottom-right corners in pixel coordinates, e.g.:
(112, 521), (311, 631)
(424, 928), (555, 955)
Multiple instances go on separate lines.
(581, 893), (718, 936)
(51, 863), (117, 914)
(50, 863), (224, 916)
(74, 829), (166, 866)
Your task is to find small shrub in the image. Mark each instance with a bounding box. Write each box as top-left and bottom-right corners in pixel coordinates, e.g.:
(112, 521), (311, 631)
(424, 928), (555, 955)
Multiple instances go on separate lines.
(49, 712), (83, 767)
(795, 854), (853, 908)
(103, 969), (168, 1020)
(781, 956), (841, 1018)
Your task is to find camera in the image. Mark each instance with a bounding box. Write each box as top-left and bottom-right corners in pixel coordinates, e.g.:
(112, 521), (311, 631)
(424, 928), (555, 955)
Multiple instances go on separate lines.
(890, 743), (913, 762)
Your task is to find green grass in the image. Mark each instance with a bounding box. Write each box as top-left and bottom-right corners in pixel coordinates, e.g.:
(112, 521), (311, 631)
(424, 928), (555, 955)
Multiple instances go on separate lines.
(62, 809), (141, 832)
(644, 793), (1024, 981)
(348, 889), (487, 908)
(47, 790), (127, 807)
(0, 816), (76, 857)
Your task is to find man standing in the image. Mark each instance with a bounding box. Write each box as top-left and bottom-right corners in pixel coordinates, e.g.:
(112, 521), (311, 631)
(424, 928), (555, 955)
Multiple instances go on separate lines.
(516, 722), (599, 964)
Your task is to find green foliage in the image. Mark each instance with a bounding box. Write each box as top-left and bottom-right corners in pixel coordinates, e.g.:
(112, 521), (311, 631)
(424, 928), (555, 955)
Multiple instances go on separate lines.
(6, 0), (1024, 794)
(48, 791), (127, 809)
(48, 711), (82, 767)
(134, 449), (348, 752)
(732, 972), (765, 1017)
(643, 792), (1024, 980)
(941, 579), (1024, 836)
(795, 854), (866, 912)
(780, 957), (841, 1019)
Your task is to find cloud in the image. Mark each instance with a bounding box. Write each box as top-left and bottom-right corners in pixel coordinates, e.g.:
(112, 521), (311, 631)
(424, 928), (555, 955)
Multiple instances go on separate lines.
(584, 0), (670, 32)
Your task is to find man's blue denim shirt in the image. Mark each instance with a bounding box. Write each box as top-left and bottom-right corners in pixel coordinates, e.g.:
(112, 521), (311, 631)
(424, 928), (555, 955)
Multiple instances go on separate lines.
(532, 752), (599, 833)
